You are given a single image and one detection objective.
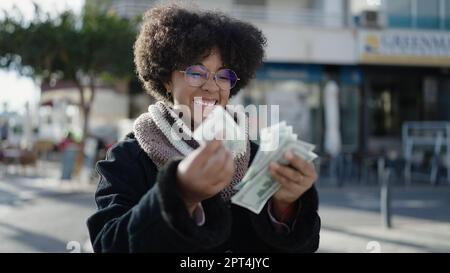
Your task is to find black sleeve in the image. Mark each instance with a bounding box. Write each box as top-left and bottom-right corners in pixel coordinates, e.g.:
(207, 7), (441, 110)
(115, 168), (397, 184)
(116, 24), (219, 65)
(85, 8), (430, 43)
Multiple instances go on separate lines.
(249, 186), (321, 252)
(246, 141), (321, 252)
(86, 140), (231, 253)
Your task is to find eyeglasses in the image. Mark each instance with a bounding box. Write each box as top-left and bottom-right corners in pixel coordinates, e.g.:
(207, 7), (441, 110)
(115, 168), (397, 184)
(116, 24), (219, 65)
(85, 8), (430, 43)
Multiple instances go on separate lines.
(179, 65), (240, 90)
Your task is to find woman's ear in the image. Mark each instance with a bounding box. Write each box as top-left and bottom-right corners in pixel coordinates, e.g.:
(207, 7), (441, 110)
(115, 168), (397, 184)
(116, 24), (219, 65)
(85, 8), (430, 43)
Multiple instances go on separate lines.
(163, 82), (172, 93)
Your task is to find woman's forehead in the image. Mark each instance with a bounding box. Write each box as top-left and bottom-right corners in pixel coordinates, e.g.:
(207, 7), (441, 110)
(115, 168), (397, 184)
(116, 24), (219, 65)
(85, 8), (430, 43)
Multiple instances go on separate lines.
(178, 47), (226, 71)
(198, 48), (222, 61)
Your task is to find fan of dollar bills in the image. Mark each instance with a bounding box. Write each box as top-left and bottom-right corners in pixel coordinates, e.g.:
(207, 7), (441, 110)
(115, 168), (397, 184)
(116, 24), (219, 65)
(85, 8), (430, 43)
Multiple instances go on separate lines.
(193, 106), (318, 214)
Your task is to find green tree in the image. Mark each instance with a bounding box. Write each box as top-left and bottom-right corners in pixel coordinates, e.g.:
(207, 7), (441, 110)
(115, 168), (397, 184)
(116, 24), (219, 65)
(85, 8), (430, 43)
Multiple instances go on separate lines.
(0, 4), (137, 147)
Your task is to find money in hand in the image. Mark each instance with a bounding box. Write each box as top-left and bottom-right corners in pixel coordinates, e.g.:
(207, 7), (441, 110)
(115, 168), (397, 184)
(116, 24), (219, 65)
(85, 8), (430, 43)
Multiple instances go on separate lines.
(192, 106), (245, 154)
(231, 122), (318, 214)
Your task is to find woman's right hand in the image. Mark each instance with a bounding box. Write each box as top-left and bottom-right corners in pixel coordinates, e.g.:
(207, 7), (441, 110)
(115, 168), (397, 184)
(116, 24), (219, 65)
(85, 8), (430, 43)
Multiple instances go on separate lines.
(176, 139), (235, 216)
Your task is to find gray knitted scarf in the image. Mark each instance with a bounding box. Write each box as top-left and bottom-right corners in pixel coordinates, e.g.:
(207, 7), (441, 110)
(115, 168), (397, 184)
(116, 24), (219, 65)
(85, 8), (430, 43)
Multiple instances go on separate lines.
(133, 101), (251, 201)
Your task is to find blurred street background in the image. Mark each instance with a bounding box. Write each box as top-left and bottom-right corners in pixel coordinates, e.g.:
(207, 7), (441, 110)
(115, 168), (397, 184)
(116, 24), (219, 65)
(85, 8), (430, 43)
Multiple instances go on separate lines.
(1, 0), (450, 253)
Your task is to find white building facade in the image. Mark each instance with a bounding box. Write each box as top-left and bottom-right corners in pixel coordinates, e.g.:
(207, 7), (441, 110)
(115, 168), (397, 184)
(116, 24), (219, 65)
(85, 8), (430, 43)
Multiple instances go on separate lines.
(91, 0), (450, 164)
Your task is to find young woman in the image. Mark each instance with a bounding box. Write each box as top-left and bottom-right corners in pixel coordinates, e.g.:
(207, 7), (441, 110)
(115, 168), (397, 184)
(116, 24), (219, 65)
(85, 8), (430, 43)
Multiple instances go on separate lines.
(87, 4), (320, 253)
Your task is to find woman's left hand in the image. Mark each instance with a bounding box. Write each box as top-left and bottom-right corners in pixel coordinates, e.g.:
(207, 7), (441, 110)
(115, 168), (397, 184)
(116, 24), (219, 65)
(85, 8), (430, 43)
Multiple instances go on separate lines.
(269, 150), (318, 211)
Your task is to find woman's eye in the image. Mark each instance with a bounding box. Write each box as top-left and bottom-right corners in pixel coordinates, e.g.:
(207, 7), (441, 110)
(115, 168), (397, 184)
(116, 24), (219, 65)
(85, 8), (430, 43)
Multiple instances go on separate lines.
(217, 76), (229, 81)
(189, 72), (203, 78)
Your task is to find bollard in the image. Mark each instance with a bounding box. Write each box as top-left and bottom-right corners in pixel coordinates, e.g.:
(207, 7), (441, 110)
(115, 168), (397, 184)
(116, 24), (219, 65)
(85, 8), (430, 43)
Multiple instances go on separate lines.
(378, 158), (392, 229)
(61, 146), (78, 180)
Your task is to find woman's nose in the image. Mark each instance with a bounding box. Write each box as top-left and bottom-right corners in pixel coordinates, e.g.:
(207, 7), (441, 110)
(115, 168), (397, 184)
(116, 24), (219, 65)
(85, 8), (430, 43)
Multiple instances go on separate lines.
(201, 73), (220, 92)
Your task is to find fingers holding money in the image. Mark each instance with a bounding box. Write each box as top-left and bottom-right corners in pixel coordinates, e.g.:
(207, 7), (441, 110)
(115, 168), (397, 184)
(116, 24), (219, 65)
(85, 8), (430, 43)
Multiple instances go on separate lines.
(283, 151), (318, 182)
(205, 146), (234, 184)
(176, 138), (235, 212)
(270, 162), (301, 182)
(269, 162), (304, 194)
(269, 150), (318, 205)
(230, 120), (319, 214)
(193, 139), (223, 166)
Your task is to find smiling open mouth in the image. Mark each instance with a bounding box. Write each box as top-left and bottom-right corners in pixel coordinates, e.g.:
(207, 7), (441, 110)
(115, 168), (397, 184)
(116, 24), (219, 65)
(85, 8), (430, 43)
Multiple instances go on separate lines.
(193, 97), (218, 106)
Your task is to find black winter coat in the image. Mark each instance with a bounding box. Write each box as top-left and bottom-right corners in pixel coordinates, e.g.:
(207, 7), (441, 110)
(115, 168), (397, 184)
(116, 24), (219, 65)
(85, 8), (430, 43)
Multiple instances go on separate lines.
(87, 133), (321, 252)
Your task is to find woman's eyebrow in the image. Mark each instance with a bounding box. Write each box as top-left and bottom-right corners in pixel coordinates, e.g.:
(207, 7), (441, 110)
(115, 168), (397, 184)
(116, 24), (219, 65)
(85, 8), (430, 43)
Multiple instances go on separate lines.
(196, 62), (226, 71)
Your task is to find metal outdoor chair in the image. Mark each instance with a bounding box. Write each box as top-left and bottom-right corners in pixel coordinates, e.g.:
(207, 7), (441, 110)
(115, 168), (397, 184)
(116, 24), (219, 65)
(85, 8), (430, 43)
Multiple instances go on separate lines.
(402, 121), (450, 185)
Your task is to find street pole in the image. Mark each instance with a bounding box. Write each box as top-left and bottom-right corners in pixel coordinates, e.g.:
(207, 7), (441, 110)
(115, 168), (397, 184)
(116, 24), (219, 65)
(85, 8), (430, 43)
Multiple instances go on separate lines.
(378, 157), (392, 229)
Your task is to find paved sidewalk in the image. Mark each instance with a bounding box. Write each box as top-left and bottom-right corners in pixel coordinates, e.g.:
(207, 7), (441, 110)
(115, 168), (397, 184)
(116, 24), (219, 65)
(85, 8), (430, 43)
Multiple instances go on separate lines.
(0, 160), (97, 252)
(2, 160), (449, 253)
(0, 160), (97, 194)
(317, 186), (450, 253)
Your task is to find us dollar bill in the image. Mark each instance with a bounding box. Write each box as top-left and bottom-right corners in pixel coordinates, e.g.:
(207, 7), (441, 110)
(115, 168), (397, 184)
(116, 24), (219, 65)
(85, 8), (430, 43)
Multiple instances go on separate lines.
(192, 106), (245, 154)
(231, 123), (318, 214)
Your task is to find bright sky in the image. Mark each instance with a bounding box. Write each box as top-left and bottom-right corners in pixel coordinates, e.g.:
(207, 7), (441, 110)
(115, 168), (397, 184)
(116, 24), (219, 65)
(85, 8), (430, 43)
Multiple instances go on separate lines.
(0, 0), (85, 113)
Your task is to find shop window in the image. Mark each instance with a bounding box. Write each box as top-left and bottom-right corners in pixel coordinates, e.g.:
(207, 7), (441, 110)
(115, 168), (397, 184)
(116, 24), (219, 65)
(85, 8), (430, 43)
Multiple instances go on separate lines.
(445, 0), (450, 29)
(386, 0), (412, 28)
(416, 0), (439, 29)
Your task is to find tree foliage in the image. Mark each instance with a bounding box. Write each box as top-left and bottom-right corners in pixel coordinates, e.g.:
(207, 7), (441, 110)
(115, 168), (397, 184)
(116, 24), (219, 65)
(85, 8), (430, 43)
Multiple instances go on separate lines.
(0, 4), (138, 142)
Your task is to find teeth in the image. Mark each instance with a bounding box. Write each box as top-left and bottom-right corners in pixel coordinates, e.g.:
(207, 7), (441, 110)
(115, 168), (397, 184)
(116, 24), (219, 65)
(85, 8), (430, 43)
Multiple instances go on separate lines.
(193, 98), (217, 106)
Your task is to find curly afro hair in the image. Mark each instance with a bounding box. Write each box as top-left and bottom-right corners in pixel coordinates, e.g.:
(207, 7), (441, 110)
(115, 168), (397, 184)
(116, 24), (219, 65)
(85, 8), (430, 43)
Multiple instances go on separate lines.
(133, 4), (267, 103)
